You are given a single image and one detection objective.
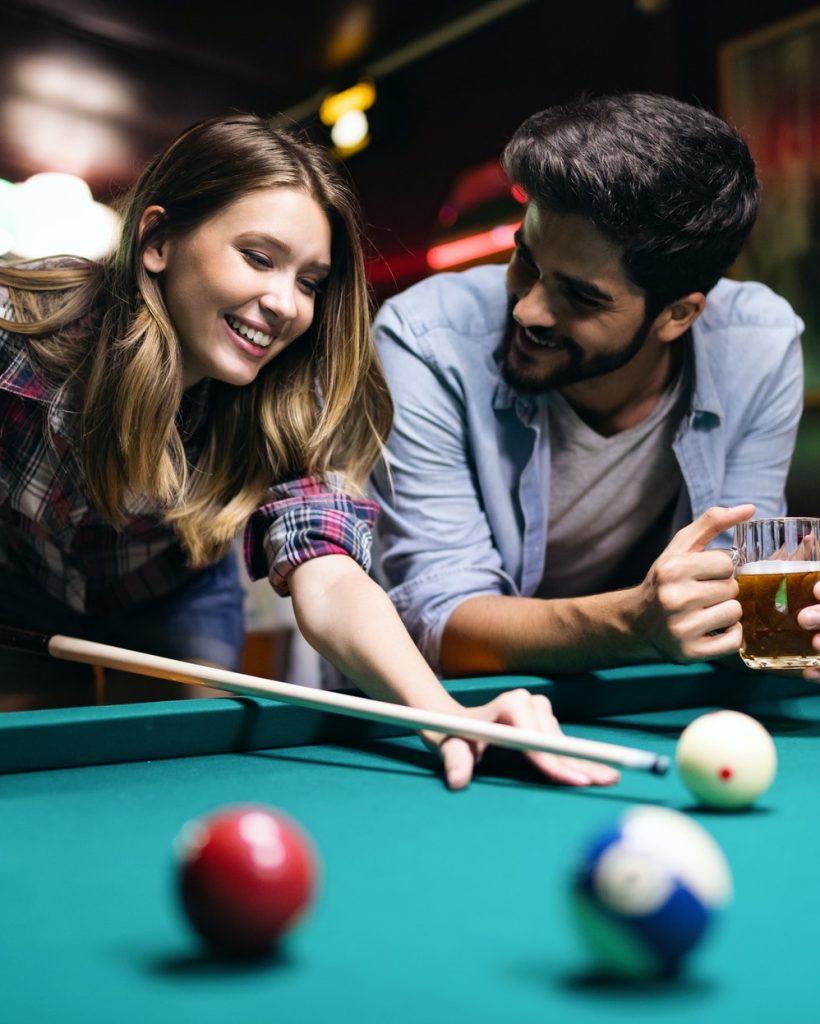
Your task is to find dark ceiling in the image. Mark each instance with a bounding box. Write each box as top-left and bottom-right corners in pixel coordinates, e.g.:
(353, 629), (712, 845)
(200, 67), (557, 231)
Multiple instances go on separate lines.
(0, 0), (815, 296)
(0, 0), (493, 186)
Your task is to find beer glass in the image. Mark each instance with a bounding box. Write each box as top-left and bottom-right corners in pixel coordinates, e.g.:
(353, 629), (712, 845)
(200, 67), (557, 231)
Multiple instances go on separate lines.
(734, 517), (820, 669)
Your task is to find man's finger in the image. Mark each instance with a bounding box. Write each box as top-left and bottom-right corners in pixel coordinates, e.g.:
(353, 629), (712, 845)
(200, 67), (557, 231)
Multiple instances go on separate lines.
(664, 504), (756, 556)
(798, 605), (820, 631)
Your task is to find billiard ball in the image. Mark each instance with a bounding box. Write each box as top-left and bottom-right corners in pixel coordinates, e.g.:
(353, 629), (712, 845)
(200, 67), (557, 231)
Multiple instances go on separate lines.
(676, 710), (777, 810)
(175, 804), (318, 955)
(571, 806), (732, 979)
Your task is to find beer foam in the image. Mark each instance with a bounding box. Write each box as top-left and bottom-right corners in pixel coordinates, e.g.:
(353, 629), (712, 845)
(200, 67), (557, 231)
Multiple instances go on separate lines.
(736, 560), (820, 575)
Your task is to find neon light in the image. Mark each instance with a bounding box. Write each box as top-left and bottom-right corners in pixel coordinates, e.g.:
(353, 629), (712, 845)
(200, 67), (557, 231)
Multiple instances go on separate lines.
(426, 222), (520, 270)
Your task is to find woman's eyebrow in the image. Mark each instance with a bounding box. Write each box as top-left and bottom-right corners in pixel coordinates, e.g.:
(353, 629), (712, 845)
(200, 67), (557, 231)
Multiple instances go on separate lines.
(238, 232), (330, 272)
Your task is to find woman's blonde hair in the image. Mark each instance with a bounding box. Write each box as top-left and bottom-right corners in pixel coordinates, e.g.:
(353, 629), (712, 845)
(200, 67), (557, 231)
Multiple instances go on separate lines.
(0, 113), (392, 565)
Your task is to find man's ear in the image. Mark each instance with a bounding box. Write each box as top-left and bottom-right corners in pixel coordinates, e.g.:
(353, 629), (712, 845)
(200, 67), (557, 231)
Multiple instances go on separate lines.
(653, 292), (707, 343)
(139, 205), (169, 273)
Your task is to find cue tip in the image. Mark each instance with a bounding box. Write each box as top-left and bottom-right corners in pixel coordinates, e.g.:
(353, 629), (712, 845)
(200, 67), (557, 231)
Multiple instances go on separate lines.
(651, 754), (671, 776)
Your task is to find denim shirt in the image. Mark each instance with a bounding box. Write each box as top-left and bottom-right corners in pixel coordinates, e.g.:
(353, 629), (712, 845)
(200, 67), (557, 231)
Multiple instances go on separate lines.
(371, 264), (805, 670)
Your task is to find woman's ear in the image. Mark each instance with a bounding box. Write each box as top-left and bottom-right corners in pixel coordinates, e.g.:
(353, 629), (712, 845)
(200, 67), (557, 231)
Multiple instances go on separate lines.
(653, 292), (707, 343)
(139, 205), (169, 273)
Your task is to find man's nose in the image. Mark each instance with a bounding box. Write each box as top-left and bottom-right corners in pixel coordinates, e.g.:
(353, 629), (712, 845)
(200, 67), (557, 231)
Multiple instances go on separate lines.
(512, 283), (557, 329)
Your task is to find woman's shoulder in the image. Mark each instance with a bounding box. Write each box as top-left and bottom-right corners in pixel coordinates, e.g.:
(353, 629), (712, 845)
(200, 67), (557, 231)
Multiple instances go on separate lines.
(0, 258), (95, 402)
(0, 315), (57, 404)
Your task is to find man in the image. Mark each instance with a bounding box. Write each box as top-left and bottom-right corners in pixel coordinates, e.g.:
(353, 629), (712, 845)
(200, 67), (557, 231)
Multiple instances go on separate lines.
(371, 92), (805, 678)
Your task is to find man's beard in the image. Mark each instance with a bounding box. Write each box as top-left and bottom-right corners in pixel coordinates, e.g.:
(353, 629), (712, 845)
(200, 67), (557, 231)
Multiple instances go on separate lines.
(500, 300), (656, 395)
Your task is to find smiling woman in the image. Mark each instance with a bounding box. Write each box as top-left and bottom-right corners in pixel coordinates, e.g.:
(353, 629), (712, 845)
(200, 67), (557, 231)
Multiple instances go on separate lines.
(0, 113), (613, 792)
(140, 189), (332, 389)
(0, 113), (387, 679)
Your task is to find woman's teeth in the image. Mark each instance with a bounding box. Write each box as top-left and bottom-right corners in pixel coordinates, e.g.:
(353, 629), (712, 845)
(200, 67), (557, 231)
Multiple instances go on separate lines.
(226, 315), (273, 348)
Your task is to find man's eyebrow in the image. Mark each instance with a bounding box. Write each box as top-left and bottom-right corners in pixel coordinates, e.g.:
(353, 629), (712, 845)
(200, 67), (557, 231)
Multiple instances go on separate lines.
(513, 228), (529, 253)
(514, 227), (615, 304)
(556, 272), (615, 304)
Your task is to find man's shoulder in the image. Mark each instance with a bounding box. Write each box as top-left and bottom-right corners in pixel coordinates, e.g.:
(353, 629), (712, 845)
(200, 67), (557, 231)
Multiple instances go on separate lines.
(375, 264), (508, 342)
(691, 279), (803, 408)
(699, 278), (803, 335)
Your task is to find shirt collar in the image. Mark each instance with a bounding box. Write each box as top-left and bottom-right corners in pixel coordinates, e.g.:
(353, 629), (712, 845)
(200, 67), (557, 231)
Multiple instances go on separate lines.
(687, 327), (723, 421)
(490, 335), (545, 416)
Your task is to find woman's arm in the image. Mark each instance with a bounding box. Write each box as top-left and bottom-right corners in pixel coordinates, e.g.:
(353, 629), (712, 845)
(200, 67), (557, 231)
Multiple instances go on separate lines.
(287, 554), (619, 791)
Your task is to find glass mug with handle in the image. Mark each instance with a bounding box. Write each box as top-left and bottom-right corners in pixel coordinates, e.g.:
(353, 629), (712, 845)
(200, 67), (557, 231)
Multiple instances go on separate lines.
(733, 516), (820, 669)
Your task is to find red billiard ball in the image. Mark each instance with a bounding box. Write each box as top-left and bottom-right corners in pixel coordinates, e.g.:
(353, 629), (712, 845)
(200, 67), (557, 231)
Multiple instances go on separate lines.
(175, 804), (318, 955)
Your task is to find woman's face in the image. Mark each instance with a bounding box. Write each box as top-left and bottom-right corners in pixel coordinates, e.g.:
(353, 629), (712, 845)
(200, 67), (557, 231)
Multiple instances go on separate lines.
(142, 187), (332, 389)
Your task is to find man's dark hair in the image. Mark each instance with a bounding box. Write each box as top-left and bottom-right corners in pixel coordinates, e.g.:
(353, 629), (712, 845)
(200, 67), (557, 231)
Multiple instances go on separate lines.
(502, 92), (760, 311)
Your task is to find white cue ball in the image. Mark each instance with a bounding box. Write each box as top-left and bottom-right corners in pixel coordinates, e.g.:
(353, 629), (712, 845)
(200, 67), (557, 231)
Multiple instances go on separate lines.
(675, 711), (777, 809)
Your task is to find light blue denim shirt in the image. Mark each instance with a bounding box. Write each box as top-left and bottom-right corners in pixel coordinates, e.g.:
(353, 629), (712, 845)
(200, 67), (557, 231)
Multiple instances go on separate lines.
(371, 264), (805, 671)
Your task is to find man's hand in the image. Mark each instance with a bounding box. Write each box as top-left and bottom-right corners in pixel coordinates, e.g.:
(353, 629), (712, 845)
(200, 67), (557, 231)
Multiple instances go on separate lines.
(634, 504), (756, 663)
(422, 688), (621, 791)
(799, 578), (820, 681)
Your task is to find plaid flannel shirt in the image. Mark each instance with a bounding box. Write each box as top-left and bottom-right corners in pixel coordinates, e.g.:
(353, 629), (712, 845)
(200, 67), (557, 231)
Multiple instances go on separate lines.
(0, 306), (377, 615)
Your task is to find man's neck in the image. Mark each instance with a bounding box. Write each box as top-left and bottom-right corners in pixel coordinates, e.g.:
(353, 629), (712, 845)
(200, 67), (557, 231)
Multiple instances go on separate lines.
(559, 339), (684, 437)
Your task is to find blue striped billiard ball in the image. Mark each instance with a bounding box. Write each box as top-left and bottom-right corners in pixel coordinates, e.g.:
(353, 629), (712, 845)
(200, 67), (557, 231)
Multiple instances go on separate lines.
(571, 806), (733, 979)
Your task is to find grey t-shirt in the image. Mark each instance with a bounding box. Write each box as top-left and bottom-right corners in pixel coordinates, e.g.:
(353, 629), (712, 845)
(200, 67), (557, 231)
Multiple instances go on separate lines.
(537, 354), (692, 599)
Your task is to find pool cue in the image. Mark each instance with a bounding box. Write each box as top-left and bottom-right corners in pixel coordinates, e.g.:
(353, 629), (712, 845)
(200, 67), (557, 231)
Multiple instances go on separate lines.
(0, 625), (669, 775)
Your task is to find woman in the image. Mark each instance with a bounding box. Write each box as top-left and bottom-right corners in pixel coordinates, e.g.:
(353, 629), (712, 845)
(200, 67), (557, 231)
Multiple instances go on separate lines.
(0, 113), (616, 790)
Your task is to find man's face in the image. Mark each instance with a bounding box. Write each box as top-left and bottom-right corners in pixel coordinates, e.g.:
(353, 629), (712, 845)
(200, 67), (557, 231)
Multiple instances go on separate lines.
(503, 206), (657, 395)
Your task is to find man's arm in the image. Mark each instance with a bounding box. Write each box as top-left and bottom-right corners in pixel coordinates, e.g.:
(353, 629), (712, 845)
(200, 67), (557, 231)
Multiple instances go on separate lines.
(374, 295), (754, 677)
(441, 505), (754, 676)
(372, 297), (520, 670)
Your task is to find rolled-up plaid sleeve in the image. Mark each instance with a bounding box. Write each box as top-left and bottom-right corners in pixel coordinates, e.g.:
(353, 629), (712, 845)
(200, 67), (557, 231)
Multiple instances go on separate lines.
(243, 474), (379, 596)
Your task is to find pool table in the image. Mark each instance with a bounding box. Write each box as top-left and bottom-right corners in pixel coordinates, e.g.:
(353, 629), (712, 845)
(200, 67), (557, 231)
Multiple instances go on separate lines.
(2, 663), (819, 1023)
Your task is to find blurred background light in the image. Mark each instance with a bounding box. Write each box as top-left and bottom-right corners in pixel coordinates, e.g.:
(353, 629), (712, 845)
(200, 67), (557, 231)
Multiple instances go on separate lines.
(0, 177), (15, 255)
(330, 109), (370, 153)
(10, 171), (120, 260)
(319, 80), (376, 126)
(427, 222), (520, 270)
(1, 53), (138, 182)
(321, 80), (376, 157)
(12, 53), (137, 119)
(325, 7), (374, 69)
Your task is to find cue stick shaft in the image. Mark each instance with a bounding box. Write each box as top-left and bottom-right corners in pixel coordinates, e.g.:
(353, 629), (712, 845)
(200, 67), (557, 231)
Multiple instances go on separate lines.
(0, 626), (668, 774)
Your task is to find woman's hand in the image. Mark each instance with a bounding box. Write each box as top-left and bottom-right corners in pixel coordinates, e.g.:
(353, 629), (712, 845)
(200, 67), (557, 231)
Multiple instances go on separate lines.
(422, 688), (621, 791)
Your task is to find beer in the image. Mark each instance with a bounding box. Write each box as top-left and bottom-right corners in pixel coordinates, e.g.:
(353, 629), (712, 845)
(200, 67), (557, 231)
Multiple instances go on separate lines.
(737, 561), (820, 669)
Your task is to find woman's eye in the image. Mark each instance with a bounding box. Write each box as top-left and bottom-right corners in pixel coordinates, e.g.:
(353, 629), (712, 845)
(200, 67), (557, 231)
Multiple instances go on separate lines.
(300, 278), (325, 296)
(241, 249), (272, 269)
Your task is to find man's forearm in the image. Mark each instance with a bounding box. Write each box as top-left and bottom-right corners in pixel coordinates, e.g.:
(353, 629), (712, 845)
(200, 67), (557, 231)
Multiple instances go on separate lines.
(440, 591), (660, 676)
(440, 507), (755, 676)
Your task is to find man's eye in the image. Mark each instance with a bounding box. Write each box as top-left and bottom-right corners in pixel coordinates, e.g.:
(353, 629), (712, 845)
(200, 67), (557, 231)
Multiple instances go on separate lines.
(565, 288), (602, 310)
(515, 246), (538, 272)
